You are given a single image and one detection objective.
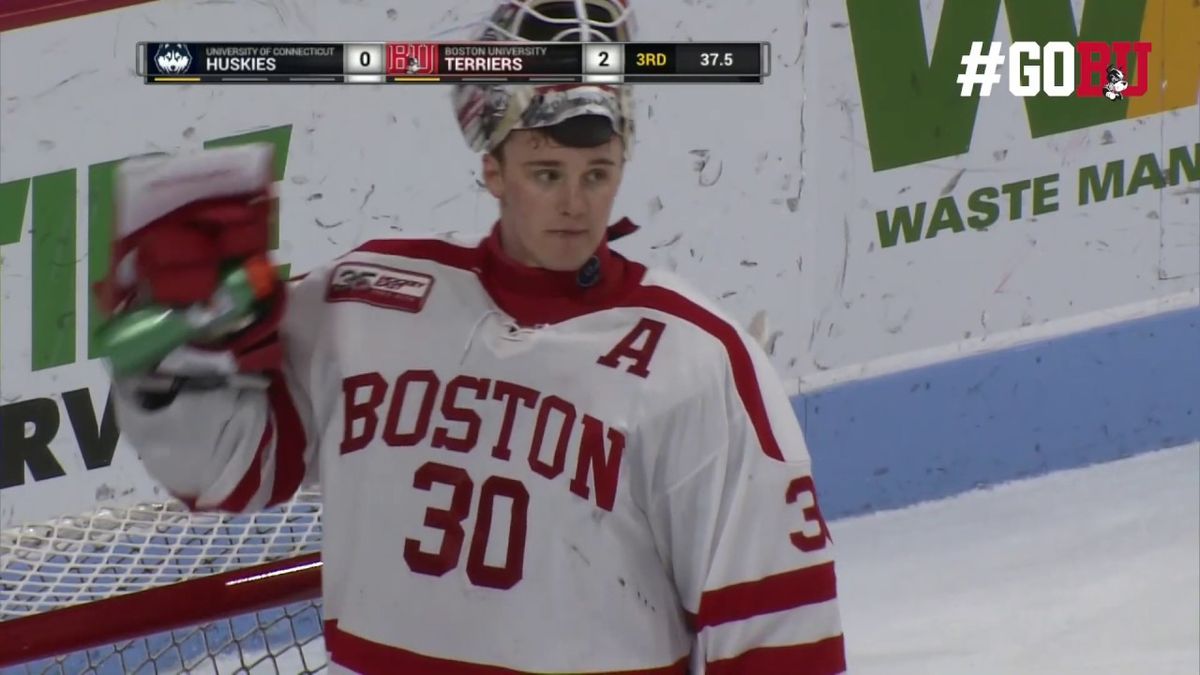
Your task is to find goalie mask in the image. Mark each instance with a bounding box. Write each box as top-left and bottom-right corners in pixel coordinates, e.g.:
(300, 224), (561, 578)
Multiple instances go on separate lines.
(452, 0), (636, 159)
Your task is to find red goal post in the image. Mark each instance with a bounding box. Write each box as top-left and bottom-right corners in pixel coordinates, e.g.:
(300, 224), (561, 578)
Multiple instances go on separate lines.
(0, 490), (327, 673)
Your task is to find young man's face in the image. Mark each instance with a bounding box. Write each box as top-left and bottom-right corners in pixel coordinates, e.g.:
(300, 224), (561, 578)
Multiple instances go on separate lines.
(483, 128), (624, 272)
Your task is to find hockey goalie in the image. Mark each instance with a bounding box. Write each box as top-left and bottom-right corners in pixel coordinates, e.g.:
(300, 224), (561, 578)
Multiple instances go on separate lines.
(95, 1), (846, 672)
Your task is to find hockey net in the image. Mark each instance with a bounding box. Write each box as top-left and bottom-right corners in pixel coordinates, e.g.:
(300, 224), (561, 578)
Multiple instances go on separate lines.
(0, 488), (327, 674)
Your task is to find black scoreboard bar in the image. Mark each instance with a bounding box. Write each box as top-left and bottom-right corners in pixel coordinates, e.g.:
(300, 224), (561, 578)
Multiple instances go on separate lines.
(137, 42), (769, 83)
(623, 42), (763, 76)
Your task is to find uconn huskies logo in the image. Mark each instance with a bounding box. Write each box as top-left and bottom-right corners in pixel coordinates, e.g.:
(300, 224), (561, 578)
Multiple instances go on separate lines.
(154, 43), (192, 74)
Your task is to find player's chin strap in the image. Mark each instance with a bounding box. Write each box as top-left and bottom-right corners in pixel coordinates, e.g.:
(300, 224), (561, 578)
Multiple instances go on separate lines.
(606, 216), (639, 241)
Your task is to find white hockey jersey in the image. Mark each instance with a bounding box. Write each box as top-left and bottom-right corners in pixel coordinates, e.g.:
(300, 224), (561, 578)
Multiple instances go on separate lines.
(113, 223), (846, 674)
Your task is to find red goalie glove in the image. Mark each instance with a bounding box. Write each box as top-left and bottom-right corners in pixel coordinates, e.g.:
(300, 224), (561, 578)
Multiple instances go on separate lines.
(112, 193), (272, 308)
(95, 144), (287, 375)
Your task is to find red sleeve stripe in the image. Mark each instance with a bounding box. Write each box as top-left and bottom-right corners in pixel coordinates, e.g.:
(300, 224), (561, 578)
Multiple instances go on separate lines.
(265, 369), (309, 506)
(690, 561), (838, 630)
(706, 635), (846, 675)
(324, 621), (688, 675)
(354, 237), (482, 273)
(213, 416), (273, 512)
(621, 285), (785, 461)
(207, 368), (307, 512)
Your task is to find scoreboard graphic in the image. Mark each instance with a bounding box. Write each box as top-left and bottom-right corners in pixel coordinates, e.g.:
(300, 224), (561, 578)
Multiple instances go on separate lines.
(138, 42), (770, 84)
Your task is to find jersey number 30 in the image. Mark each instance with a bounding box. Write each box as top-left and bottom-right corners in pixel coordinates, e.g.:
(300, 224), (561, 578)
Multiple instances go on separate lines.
(404, 461), (530, 589)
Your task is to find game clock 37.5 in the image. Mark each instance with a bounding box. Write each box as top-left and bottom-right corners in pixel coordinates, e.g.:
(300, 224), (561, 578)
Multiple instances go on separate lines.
(699, 52), (735, 68)
(622, 42), (765, 82)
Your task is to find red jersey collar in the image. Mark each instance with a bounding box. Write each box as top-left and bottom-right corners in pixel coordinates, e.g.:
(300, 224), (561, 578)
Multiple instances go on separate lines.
(477, 218), (645, 326)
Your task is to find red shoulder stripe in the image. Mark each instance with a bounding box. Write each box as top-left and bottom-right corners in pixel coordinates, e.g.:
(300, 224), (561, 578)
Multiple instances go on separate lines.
(621, 285), (785, 461)
(354, 237), (481, 272)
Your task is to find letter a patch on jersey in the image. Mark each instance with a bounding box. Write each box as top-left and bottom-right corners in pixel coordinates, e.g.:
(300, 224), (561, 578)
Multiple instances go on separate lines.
(597, 318), (666, 378)
(327, 262), (434, 313)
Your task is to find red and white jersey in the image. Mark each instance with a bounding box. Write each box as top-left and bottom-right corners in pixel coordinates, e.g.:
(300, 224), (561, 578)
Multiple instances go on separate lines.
(114, 224), (846, 674)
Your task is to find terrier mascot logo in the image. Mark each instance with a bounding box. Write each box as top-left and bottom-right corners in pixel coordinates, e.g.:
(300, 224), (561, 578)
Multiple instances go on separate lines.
(1103, 64), (1129, 101)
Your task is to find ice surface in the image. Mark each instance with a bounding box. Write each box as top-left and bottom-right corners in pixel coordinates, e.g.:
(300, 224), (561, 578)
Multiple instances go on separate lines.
(834, 443), (1200, 674)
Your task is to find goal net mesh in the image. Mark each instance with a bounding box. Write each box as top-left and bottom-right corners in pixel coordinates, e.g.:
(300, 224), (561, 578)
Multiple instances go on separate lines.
(1, 488), (326, 674)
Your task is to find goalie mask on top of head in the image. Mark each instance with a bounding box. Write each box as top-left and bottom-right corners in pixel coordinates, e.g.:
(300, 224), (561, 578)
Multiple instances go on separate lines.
(452, 0), (637, 159)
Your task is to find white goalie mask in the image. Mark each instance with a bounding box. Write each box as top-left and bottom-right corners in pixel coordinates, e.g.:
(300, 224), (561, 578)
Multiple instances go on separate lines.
(452, 0), (637, 159)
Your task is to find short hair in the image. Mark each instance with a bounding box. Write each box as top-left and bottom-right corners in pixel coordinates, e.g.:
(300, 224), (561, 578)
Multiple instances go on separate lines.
(491, 114), (618, 162)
